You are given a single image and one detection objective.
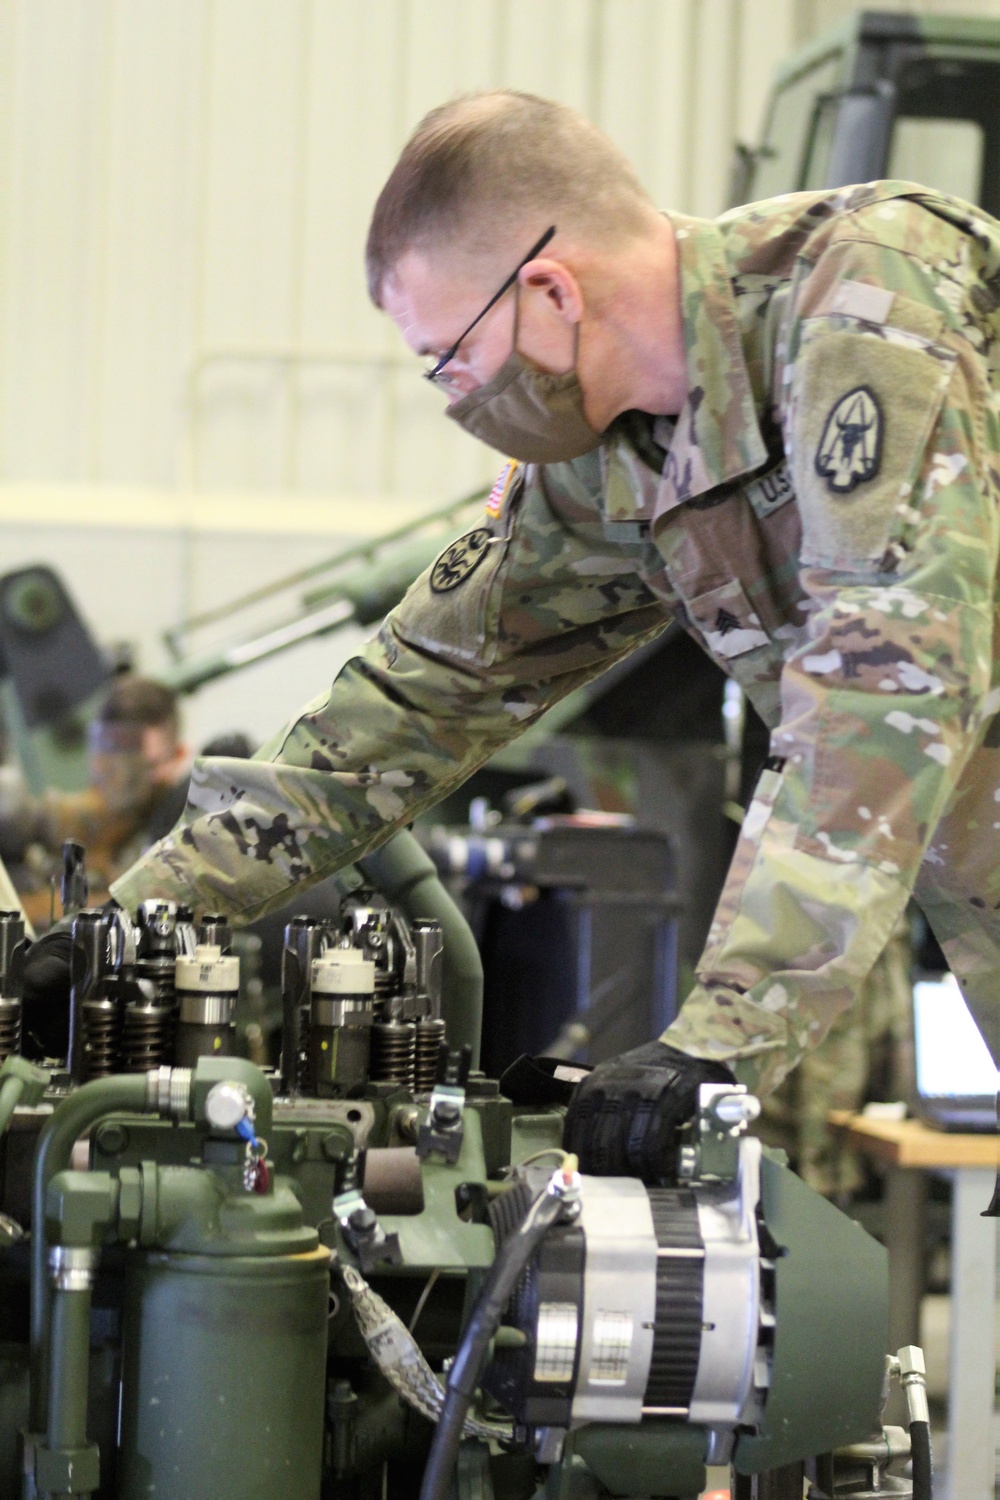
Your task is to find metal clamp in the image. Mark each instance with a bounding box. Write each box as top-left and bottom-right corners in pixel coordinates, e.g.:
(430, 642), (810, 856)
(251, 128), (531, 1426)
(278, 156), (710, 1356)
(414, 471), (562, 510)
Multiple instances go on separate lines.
(333, 1186), (402, 1273)
(417, 1044), (471, 1164)
(48, 1244), (96, 1292)
(146, 1066), (193, 1121)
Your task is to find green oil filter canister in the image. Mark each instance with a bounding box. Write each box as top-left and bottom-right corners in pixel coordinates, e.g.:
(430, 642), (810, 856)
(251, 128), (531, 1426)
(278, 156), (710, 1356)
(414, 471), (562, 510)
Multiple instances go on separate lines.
(118, 1244), (330, 1500)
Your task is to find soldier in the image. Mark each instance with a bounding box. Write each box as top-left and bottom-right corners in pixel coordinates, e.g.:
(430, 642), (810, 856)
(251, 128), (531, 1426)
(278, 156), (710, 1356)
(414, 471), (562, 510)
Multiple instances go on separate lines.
(0, 675), (190, 925)
(33, 91), (1000, 1193)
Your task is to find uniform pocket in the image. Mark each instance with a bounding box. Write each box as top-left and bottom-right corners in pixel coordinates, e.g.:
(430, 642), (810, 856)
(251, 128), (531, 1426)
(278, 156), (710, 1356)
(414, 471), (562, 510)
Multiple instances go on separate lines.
(790, 318), (957, 570)
(684, 579), (770, 659)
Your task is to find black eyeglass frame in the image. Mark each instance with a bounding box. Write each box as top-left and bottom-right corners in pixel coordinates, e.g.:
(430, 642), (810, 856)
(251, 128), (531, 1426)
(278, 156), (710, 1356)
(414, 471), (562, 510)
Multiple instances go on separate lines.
(423, 225), (557, 383)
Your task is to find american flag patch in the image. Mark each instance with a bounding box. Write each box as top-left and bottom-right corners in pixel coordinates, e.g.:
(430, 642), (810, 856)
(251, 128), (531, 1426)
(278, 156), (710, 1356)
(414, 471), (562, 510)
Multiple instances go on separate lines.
(485, 460), (519, 518)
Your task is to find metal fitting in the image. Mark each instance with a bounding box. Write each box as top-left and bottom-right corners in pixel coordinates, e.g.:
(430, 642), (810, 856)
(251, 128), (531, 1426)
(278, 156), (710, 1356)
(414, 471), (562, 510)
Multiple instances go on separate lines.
(547, 1161), (583, 1219)
(897, 1344), (930, 1426)
(146, 1065), (193, 1120)
(48, 1245), (96, 1292)
(713, 1092), (762, 1128)
(205, 1080), (254, 1133)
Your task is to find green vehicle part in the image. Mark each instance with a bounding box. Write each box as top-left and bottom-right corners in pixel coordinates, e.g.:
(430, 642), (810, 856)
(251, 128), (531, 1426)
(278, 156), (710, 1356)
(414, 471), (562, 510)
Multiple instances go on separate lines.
(739, 8), (1000, 211)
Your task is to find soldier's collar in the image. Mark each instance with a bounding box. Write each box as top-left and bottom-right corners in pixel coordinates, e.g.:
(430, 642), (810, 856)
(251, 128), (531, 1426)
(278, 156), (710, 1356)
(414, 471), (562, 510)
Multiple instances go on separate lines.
(653, 210), (767, 518)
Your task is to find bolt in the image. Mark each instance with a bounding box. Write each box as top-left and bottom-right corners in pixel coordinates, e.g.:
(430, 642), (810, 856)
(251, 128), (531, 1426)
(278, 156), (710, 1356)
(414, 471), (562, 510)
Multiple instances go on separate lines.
(391, 1104), (420, 1143)
(713, 1093), (761, 1127)
(348, 1206), (377, 1235)
(95, 1122), (129, 1156)
(433, 1099), (461, 1127)
(321, 1126), (354, 1163)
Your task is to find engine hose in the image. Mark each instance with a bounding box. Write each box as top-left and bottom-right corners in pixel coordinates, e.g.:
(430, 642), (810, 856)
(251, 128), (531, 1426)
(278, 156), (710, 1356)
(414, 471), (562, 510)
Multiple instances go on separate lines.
(910, 1420), (932, 1500)
(357, 831), (483, 1067)
(418, 1184), (568, 1500)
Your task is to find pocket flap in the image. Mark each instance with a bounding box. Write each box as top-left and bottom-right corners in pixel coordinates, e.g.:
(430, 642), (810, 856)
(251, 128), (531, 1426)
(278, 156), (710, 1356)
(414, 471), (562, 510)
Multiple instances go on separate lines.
(686, 580), (770, 658)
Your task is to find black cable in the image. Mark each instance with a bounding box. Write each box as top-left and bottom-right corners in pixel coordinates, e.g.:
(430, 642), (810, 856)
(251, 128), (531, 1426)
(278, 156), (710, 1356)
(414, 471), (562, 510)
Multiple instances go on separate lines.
(910, 1419), (932, 1500)
(419, 1185), (567, 1500)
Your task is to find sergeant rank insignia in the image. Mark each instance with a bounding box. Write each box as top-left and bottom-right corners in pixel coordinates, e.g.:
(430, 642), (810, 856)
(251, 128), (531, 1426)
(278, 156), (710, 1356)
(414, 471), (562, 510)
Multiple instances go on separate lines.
(430, 529), (492, 593)
(815, 385), (882, 493)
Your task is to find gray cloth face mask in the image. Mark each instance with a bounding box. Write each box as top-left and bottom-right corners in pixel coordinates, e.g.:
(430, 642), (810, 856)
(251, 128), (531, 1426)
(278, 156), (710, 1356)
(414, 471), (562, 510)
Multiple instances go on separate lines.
(445, 349), (604, 464)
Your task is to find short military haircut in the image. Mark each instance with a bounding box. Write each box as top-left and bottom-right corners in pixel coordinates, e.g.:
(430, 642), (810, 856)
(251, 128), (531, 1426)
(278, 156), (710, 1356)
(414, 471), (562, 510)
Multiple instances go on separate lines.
(98, 675), (179, 738)
(366, 90), (654, 305)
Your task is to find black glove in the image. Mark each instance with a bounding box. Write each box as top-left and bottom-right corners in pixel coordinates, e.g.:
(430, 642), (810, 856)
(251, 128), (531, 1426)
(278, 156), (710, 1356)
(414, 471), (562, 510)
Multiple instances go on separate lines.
(563, 1039), (736, 1183)
(22, 927), (74, 1060)
(21, 899), (121, 1061)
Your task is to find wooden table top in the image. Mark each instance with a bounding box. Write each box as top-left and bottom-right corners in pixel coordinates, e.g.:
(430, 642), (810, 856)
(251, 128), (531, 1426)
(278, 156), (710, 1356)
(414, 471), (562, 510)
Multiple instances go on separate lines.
(828, 1110), (1000, 1169)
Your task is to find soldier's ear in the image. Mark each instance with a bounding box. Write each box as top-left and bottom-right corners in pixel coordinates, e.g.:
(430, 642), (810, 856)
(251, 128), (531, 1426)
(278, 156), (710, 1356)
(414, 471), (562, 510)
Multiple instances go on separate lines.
(519, 258), (583, 324)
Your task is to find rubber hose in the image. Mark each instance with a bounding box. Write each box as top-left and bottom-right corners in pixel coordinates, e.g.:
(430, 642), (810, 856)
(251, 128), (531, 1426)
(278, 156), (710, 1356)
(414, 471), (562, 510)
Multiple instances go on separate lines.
(358, 830), (483, 1066)
(29, 1075), (150, 1434)
(0, 1075), (24, 1138)
(910, 1420), (932, 1500)
(419, 1187), (565, 1500)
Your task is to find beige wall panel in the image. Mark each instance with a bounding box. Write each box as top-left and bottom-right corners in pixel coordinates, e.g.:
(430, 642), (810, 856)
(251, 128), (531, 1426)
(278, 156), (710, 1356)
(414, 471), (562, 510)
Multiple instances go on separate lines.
(96, 0), (207, 486)
(2, 1), (110, 481)
(737, 0), (797, 144)
(0, 2), (17, 480)
(596, 0), (697, 212)
(194, 0), (308, 490)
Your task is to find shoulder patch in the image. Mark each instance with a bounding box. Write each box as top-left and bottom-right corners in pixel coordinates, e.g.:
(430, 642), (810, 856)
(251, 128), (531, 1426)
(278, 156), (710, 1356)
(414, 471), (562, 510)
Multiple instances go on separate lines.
(485, 459), (520, 518)
(824, 280), (894, 325)
(815, 386), (883, 494)
(429, 529), (492, 593)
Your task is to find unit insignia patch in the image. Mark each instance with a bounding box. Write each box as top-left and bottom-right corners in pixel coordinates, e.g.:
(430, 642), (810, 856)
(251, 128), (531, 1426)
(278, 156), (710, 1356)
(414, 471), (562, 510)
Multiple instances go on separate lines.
(429, 529), (492, 593)
(815, 385), (883, 494)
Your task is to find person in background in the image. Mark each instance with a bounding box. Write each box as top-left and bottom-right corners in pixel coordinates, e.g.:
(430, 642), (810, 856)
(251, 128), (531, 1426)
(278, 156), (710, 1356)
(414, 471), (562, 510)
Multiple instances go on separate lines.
(0, 674), (190, 926)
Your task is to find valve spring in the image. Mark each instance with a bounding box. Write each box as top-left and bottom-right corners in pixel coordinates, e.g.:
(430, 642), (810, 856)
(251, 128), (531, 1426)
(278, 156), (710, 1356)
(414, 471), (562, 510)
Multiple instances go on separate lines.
(121, 1005), (175, 1073)
(370, 1020), (416, 1092)
(0, 998), (20, 1064)
(414, 1017), (446, 1094)
(82, 1000), (121, 1079)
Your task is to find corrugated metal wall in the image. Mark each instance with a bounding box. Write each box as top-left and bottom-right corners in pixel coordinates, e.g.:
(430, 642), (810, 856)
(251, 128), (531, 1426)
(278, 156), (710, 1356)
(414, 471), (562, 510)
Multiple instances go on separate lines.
(0, 0), (802, 503)
(0, 0), (998, 744)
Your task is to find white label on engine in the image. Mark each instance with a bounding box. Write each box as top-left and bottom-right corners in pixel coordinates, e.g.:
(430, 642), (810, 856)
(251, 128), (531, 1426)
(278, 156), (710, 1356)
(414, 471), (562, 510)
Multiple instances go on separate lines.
(590, 1311), (633, 1385)
(533, 1303), (578, 1383)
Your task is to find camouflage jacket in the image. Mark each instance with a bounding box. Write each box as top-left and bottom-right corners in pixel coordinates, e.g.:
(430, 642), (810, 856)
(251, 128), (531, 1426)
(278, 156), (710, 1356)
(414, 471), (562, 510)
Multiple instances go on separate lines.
(114, 181), (1000, 1092)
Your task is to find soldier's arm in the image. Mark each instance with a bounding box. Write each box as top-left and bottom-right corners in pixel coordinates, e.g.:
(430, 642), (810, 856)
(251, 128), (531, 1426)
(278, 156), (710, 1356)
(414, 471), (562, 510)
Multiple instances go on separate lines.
(665, 226), (999, 1094)
(112, 454), (671, 920)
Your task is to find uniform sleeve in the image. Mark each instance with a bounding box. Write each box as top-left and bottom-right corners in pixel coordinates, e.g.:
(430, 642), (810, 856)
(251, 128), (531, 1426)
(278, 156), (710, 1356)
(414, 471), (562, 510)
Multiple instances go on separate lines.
(112, 455), (671, 920)
(665, 235), (999, 1094)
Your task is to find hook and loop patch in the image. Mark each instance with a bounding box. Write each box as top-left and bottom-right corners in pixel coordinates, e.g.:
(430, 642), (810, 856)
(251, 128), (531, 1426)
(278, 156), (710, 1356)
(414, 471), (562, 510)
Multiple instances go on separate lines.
(815, 385), (883, 494)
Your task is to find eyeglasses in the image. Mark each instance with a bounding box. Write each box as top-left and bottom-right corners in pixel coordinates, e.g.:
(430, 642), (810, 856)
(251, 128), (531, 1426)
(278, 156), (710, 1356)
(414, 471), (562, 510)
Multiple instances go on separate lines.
(423, 225), (557, 384)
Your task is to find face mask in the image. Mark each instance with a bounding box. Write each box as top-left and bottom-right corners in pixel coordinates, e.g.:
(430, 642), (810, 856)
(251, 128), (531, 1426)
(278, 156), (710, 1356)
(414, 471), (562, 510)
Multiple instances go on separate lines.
(443, 303), (603, 464)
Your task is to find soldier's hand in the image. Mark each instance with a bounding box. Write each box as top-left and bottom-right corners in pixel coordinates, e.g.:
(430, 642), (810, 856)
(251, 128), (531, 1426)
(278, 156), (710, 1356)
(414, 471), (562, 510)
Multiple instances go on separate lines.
(22, 928), (74, 1060)
(562, 1040), (735, 1183)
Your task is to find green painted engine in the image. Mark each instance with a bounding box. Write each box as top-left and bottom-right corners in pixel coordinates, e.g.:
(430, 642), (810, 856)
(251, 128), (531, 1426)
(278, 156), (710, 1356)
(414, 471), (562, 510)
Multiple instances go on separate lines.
(0, 837), (918, 1500)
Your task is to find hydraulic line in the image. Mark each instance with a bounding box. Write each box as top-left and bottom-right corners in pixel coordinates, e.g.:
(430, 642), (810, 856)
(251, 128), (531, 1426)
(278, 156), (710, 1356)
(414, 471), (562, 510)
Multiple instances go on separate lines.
(358, 831), (484, 1067)
(28, 1075), (150, 1436)
(910, 1421), (932, 1500)
(0, 1074), (23, 1137)
(418, 1171), (575, 1500)
(898, 1346), (933, 1500)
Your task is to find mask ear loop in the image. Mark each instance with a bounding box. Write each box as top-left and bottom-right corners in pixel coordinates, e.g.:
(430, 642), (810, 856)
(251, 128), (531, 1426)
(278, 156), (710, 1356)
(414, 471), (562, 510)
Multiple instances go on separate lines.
(513, 278), (582, 375)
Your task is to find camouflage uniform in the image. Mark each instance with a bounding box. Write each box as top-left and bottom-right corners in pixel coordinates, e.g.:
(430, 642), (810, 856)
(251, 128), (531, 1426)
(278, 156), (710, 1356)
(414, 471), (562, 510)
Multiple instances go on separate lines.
(114, 181), (1000, 1094)
(755, 913), (914, 1194)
